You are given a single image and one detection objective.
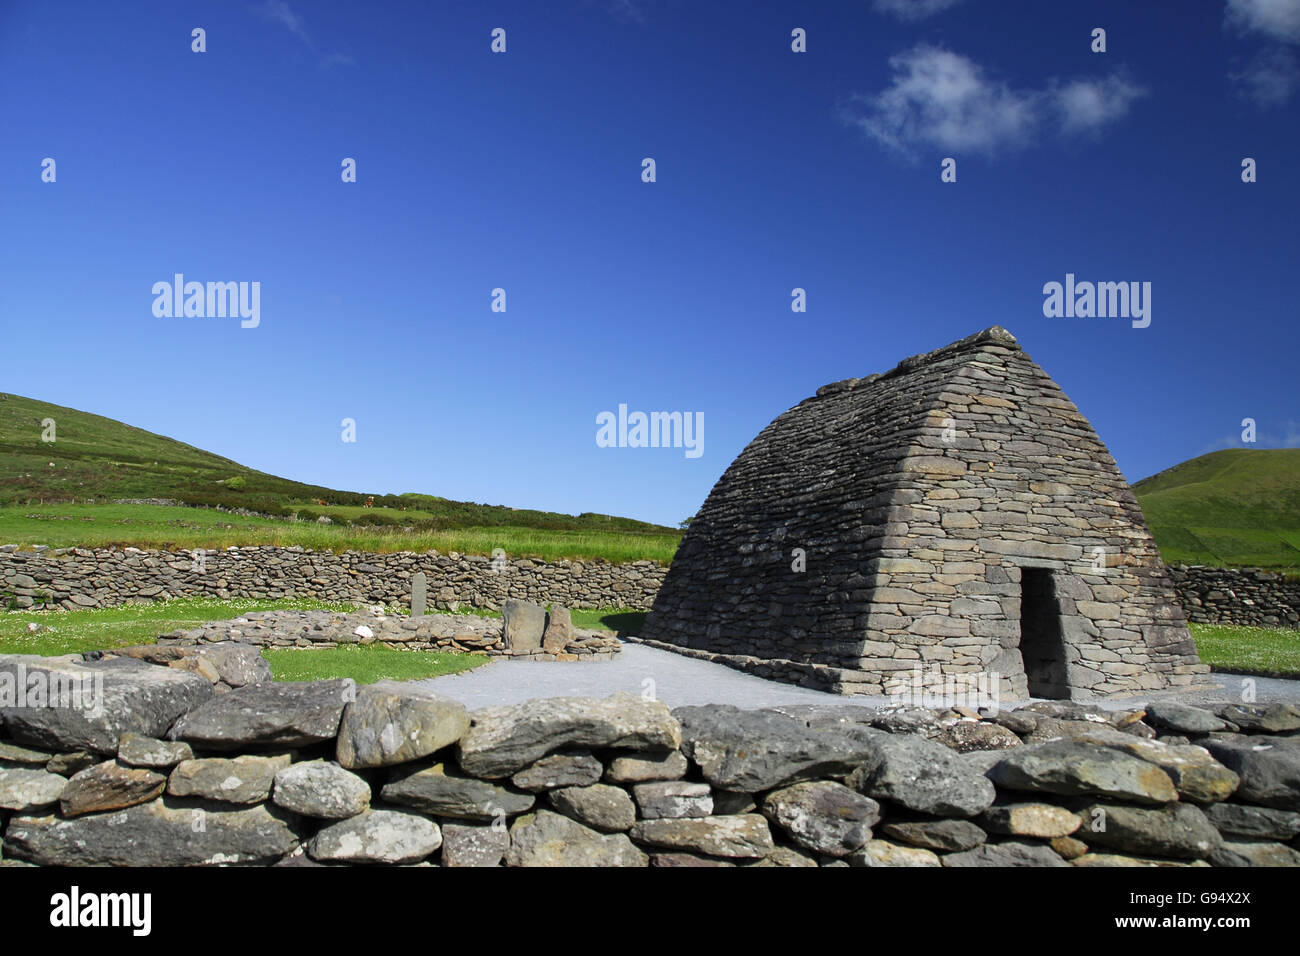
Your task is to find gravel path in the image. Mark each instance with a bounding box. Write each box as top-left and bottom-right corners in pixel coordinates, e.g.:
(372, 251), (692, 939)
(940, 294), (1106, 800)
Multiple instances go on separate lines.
(415, 641), (1300, 711)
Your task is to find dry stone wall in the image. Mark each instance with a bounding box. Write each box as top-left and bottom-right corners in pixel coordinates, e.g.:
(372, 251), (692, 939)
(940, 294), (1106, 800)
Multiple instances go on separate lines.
(0, 545), (665, 612)
(1167, 566), (1300, 629)
(1, 649), (1298, 867)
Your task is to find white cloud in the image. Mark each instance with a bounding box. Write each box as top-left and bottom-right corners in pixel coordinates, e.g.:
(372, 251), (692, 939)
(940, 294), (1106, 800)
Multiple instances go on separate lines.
(873, 0), (966, 20)
(258, 0), (313, 49)
(1226, 0), (1300, 42)
(845, 46), (1144, 157)
(1054, 75), (1146, 134)
(1232, 46), (1300, 104)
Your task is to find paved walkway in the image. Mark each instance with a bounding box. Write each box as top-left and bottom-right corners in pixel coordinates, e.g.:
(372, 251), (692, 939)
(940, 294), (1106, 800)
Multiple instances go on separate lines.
(415, 641), (1300, 711)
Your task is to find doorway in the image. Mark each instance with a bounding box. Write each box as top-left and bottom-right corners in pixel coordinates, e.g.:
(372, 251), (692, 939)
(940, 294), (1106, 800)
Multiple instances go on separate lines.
(1019, 568), (1069, 699)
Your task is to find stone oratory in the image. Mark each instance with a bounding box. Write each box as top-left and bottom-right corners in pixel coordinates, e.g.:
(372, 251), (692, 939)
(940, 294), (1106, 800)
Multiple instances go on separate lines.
(641, 327), (1208, 698)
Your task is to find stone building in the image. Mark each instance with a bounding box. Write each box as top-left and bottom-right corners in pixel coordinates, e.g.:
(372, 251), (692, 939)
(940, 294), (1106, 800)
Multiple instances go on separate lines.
(641, 327), (1208, 698)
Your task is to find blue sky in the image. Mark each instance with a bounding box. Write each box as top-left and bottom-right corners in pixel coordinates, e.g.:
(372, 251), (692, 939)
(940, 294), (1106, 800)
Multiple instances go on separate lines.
(2, 0), (1297, 527)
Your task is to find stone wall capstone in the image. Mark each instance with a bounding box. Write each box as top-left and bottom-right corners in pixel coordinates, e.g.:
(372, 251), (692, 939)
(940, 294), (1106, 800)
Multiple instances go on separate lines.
(0, 546), (666, 613)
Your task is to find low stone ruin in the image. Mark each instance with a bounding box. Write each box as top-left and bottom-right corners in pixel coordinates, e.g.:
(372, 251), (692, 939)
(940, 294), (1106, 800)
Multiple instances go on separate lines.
(140, 600), (621, 662)
(1, 648), (1298, 866)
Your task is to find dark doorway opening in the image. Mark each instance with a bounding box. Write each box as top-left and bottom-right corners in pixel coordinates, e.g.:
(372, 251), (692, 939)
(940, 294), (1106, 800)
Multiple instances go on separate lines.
(1019, 568), (1069, 699)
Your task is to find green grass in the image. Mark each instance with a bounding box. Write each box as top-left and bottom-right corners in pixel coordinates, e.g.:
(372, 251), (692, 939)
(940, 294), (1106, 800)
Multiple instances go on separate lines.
(0, 391), (680, 563)
(1188, 622), (1300, 679)
(261, 645), (487, 683)
(0, 503), (681, 563)
(1133, 448), (1300, 573)
(0, 596), (363, 657)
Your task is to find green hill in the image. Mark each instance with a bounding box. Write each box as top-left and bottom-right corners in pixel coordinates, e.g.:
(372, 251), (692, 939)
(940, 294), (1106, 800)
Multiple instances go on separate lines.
(1132, 448), (1300, 571)
(0, 391), (676, 540)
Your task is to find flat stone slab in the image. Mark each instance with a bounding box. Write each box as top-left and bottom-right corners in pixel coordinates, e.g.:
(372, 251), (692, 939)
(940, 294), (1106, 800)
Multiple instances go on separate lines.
(3, 797), (300, 866)
(456, 693), (680, 778)
(168, 680), (351, 750)
(0, 654), (213, 755)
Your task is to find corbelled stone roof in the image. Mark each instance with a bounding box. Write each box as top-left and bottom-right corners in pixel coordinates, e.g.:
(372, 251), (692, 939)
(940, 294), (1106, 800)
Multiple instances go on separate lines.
(641, 327), (1206, 698)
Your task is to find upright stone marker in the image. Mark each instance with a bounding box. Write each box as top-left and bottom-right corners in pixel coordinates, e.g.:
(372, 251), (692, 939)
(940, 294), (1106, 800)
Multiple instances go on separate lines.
(411, 572), (427, 618)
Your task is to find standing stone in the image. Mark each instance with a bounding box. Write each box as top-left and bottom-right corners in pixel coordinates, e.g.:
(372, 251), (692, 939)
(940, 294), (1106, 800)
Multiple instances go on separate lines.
(501, 599), (546, 652)
(542, 607), (573, 654)
(411, 571), (428, 618)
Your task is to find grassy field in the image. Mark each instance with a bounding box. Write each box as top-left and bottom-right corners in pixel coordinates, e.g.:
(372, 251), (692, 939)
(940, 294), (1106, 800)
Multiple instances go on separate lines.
(1133, 448), (1300, 572)
(0, 598), (639, 684)
(0, 502), (681, 563)
(262, 645), (486, 683)
(0, 391), (681, 563)
(1186, 622), (1300, 679)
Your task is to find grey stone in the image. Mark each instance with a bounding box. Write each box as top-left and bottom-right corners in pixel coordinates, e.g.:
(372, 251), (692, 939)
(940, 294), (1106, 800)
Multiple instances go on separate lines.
(849, 840), (942, 867)
(848, 734), (996, 817)
(506, 810), (647, 866)
(3, 797), (300, 866)
(381, 762), (533, 820)
(1203, 736), (1300, 810)
(632, 780), (713, 820)
(272, 761), (370, 819)
(336, 680), (469, 769)
(60, 760), (164, 816)
(411, 571), (427, 618)
(629, 814), (775, 859)
(0, 654), (213, 755)
(988, 740), (1179, 805)
(1203, 802), (1300, 841)
(440, 821), (509, 867)
(1218, 704), (1300, 734)
(308, 808), (441, 864)
(549, 784), (637, 832)
(542, 606), (573, 654)
(0, 742), (51, 765)
(193, 642), (273, 690)
(168, 754), (292, 804)
(117, 732), (193, 769)
(1145, 702), (1227, 735)
(0, 766), (66, 811)
(1208, 839), (1300, 867)
(977, 801), (1082, 838)
(169, 680), (350, 750)
(762, 780), (880, 857)
(510, 751), (603, 792)
(501, 599), (546, 652)
(1078, 802), (1223, 860)
(45, 751), (98, 776)
(943, 841), (1070, 867)
(456, 693), (680, 778)
(674, 704), (877, 793)
(881, 818), (986, 852)
(605, 750), (689, 784)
